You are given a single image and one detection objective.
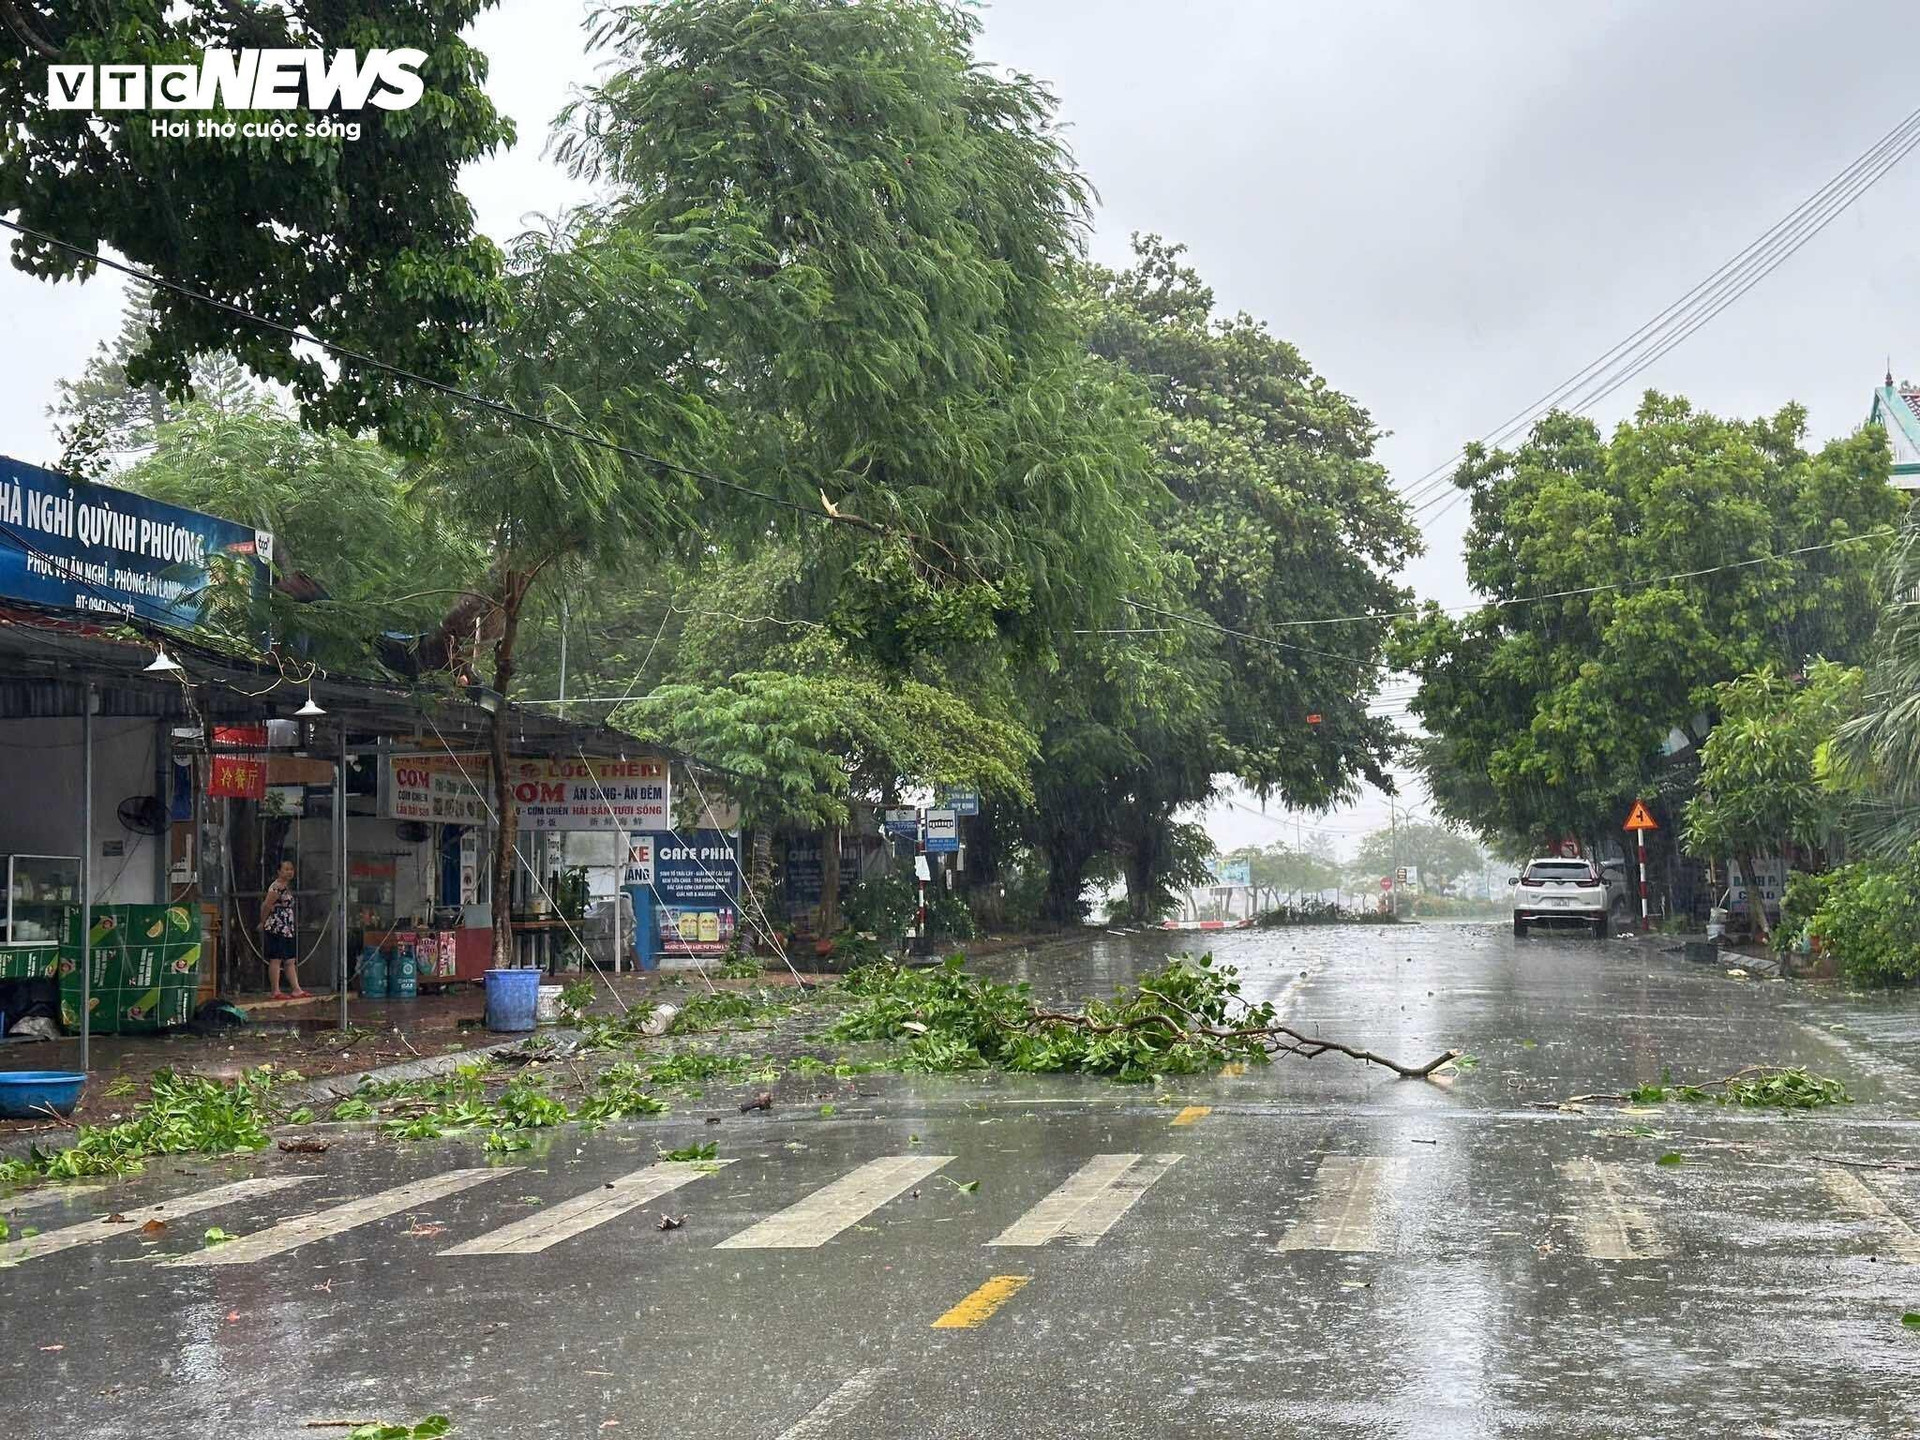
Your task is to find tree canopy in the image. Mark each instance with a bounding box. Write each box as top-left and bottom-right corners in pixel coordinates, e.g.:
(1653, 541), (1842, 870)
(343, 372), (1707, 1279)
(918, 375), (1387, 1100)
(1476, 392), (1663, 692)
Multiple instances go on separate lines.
(1684, 661), (1862, 936)
(1391, 395), (1902, 854)
(1016, 236), (1417, 921)
(1353, 820), (1486, 890)
(557, 0), (1158, 667)
(0, 1), (515, 447)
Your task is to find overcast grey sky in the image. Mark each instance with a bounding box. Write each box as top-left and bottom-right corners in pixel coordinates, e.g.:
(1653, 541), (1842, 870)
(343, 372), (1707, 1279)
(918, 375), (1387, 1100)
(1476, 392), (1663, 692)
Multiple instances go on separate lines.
(5, 1), (1917, 859)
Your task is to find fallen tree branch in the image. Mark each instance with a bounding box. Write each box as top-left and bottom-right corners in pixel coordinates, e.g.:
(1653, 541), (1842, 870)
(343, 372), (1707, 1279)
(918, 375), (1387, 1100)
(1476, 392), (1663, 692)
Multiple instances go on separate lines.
(1016, 1010), (1458, 1080)
(1810, 1153), (1920, 1173)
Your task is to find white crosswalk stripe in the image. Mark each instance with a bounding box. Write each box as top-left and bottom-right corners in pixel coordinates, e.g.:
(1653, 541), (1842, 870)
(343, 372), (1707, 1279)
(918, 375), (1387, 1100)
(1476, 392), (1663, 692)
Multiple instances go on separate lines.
(988, 1153), (1182, 1247)
(4, 1176), (310, 1264)
(715, 1154), (953, 1250)
(0, 1182), (106, 1214)
(441, 1160), (734, 1256)
(1276, 1155), (1407, 1253)
(1818, 1168), (1920, 1262)
(772, 1368), (886, 1439)
(164, 1168), (510, 1267)
(1560, 1158), (1666, 1260)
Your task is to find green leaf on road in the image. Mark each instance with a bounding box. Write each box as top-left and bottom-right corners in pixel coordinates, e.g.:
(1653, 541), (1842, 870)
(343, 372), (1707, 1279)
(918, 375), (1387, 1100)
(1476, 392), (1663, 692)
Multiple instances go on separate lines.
(1656, 1152), (1685, 1167)
(202, 1227), (236, 1246)
(1903, 1312), (1920, 1329)
(659, 1142), (718, 1163)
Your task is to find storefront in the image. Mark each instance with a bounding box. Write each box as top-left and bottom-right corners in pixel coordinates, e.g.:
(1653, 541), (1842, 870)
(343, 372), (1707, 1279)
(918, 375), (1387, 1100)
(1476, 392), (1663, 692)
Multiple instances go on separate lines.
(0, 456), (754, 1053)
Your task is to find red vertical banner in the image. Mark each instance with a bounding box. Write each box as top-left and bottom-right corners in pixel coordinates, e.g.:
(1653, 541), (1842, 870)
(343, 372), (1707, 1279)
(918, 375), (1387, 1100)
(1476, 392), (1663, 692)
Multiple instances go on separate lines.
(208, 725), (268, 800)
(207, 754), (266, 799)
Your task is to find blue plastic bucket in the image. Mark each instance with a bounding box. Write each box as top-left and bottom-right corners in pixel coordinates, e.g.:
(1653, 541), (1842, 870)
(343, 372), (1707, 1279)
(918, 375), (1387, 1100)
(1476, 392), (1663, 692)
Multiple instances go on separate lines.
(0, 1071), (86, 1119)
(484, 967), (540, 1032)
(391, 949), (418, 1000)
(358, 946), (388, 999)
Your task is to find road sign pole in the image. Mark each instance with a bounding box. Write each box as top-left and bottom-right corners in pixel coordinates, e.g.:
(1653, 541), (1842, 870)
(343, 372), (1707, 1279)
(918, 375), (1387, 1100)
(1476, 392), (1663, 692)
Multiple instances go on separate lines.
(916, 809), (927, 942)
(1622, 799), (1659, 933)
(1637, 829), (1649, 932)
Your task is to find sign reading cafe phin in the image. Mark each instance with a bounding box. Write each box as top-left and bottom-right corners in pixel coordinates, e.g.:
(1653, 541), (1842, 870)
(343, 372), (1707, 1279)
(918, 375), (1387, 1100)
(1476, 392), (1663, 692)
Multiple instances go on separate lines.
(0, 456), (270, 628)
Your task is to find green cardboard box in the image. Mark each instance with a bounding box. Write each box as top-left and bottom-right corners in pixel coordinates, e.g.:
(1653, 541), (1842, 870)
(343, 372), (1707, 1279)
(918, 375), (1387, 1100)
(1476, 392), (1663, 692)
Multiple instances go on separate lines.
(0, 944), (57, 981)
(118, 985), (164, 1033)
(122, 945), (161, 990)
(153, 988), (195, 1029)
(162, 941), (203, 984)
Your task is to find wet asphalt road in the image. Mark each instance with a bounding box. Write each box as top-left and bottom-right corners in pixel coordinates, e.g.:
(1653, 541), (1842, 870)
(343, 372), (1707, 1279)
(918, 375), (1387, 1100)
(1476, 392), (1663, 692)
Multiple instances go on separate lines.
(8, 921), (1920, 1439)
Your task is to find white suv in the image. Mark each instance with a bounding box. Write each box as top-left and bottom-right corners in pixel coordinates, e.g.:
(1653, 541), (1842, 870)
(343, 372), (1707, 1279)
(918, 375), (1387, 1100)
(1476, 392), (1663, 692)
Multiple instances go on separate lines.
(1509, 858), (1609, 938)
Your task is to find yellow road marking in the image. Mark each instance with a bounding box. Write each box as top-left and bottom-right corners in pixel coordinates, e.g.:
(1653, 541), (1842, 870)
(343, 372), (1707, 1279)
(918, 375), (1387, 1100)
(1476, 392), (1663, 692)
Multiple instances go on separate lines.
(931, 1274), (1031, 1329)
(1171, 1105), (1211, 1126)
(1220, 1063), (1246, 1078)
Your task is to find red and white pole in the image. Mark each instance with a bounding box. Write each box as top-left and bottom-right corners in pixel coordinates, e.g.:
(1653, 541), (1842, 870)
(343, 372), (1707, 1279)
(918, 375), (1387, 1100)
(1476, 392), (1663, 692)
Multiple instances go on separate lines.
(1637, 829), (1649, 932)
(916, 809), (928, 940)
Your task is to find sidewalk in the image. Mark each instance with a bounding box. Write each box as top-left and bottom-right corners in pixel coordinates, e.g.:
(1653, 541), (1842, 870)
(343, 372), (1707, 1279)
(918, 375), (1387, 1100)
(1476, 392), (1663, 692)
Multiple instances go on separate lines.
(0, 935), (1081, 1137)
(0, 966), (795, 1134)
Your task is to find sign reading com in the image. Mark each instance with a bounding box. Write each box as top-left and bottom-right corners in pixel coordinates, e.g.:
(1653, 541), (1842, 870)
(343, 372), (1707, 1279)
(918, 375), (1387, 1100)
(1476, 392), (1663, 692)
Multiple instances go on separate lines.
(48, 48), (426, 143)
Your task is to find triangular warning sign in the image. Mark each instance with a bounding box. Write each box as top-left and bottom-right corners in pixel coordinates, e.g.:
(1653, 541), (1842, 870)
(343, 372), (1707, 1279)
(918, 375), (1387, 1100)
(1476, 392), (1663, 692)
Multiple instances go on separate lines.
(1623, 800), (1658, 831)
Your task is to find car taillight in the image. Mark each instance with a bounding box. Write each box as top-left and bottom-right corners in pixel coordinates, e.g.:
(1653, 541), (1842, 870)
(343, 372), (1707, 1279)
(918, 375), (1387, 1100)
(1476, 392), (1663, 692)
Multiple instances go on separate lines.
(1520, 877), (1544, 887)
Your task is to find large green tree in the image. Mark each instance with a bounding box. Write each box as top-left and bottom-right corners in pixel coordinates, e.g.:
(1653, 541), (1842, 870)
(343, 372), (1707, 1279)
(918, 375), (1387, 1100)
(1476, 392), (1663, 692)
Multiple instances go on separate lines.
(1353, 820), (1485, 891)
(1393, 395), (1902, 856)
(1026, 236), (1417, 921)
(409, 218), (720, 965)
(557, 0), (1158, 671)
(119, 396), (482, 664)
(1683, 661), (1862, 938)
(0, 1), (513, 445)
(49, 286), (256, 479)
(549, 0), (1167, 930)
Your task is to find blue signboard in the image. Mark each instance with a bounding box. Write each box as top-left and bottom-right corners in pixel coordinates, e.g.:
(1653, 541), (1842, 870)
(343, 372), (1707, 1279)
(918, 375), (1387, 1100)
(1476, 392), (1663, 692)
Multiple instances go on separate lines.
(938, 788), (981, 817)
(645, 829), (741, 957)
(925, 809), (960, 853)
(1208, 858), (1252, 886)
(0, 456), (269, 629)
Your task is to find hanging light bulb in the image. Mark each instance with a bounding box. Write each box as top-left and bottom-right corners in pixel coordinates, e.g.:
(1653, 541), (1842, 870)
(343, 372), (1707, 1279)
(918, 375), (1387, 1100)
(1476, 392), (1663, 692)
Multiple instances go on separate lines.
(143, 648), (182, 674)
(294, 683), (326, 718)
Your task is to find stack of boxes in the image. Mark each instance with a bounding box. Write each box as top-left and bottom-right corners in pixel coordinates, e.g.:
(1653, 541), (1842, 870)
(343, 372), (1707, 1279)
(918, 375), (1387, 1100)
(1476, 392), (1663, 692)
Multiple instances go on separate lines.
(0, 943), (59, 982)
(57, 904), (203, 1034)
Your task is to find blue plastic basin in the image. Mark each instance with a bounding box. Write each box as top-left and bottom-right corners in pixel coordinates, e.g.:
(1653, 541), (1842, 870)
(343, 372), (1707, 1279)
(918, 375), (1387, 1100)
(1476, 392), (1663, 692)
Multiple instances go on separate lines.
(0, 1071), (87, 1119)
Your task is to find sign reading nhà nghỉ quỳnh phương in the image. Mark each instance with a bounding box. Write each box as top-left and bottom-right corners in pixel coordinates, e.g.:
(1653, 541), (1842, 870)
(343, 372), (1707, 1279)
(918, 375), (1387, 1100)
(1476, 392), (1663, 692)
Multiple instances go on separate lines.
(0, 456), (269, 628)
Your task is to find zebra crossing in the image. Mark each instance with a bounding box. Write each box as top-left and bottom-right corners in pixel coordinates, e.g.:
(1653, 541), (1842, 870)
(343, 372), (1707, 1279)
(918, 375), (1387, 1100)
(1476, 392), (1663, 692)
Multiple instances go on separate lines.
(2, 1149), (1913, 1272)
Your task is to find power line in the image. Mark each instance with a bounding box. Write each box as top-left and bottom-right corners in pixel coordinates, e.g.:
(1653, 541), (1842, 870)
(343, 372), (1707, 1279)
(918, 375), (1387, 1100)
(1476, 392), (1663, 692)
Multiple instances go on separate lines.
(1415, 121), (1920, 524)
(1120, 596), (1389, 671)
(1179, 528), (1900, 633)
(0, 216), (871, 536)
(1396, 103), (1920, 514)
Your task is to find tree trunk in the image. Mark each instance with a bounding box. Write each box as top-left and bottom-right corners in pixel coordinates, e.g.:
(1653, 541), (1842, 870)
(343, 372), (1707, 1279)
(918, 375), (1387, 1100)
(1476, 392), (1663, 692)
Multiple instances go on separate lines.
(819, 824), (842, 934)
(488, 575), (527, 969)
(1040, 831), (1093, 926)
(1734, 848), (1771, 940)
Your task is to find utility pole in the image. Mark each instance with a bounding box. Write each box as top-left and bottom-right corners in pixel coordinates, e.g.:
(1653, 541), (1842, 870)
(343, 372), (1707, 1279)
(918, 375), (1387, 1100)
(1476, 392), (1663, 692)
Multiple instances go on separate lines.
(557, 596), (569, 717)
(1389, 798), (1400, 920)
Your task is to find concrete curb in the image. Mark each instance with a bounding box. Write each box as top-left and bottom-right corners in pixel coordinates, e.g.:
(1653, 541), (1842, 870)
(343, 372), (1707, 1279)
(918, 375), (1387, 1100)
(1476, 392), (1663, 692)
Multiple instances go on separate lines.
(278, 1027), (590, 1105)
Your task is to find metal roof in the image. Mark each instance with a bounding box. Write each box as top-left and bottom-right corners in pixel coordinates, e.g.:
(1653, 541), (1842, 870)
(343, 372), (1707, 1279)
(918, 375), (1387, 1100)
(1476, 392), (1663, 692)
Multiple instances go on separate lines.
(0, 602), (646, 760)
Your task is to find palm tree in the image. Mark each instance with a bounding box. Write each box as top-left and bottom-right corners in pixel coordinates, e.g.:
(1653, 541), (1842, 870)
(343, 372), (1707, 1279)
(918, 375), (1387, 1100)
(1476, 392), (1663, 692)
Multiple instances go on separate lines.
(1832, 514), (1920, 859)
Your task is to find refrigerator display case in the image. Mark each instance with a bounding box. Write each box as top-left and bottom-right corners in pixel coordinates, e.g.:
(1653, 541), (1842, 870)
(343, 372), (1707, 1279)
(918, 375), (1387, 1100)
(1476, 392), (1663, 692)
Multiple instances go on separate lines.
(4, 854), (80, 945)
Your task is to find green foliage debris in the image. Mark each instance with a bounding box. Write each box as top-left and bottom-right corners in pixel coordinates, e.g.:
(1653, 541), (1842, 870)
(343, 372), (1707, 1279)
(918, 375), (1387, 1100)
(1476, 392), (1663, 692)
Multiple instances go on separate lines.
(658, 1142), (718, 1163)
(0, 1067), (284, 1183)
(829, 953), (1277, 1083)
(1626, 1066), (1849, 1110)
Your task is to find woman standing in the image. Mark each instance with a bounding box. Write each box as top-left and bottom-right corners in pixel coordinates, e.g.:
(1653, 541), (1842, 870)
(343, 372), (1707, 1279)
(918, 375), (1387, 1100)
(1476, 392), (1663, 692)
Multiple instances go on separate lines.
(259, 858), (309, 998)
